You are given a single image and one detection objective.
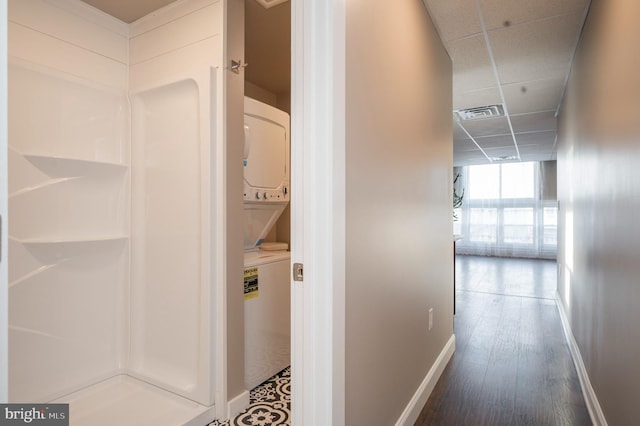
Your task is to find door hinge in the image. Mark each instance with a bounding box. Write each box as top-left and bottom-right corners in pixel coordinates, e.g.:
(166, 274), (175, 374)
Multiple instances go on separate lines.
(293, 263), (303, 282)
(230, 59), (248, 74)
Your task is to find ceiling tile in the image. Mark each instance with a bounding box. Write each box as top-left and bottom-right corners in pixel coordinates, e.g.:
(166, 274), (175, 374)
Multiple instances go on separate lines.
(519, 146), (556, 161)
(454, 138), (479, 152)
(520, 153), (555, 162)
(479, 0), (587, 31)
(518, 145), (553, 154)
(514, 130), (557, 147)
(457, 116), (511, 139)
(449, 35), (497, 93)
(488, 13), (582, 84)
(473, 134), (515, 149)
(515, 140), (556, 162)
(453, 86), (501, 110)
(453, 124), (469, 140)
(441, 0), (588, 167)
(510, 111), (557, 133)
(502, 77), (564, 115)
(425, 0), (482, 42)
(453, 151), (490, 166)
(483, 146), (519, 158)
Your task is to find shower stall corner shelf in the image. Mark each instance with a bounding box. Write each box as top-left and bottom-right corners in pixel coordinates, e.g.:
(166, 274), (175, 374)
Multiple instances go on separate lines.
(10, 235), (128, 246)
(10, 151), (129, 251)
(22, 153), (128, 173)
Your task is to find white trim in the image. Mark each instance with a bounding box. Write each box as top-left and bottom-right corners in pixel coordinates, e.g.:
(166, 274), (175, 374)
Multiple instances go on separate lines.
(183, 406), (217, 426)
(215, 0), (229, 417)
(291, 0), (346, 425)
(227, 389), (250, 419)
(395, 335), (456, 426)
(289, 0), (305, 422)
(556, 294), (608, 426)
(330, 2), (346, 425)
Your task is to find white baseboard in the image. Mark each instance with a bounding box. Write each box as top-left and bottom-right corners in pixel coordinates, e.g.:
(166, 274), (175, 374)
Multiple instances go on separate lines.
(555, 294), (608, 426)
(184, 406), (216, 426)
(395, 334), (456, 426)
(227, 389), (250, 419)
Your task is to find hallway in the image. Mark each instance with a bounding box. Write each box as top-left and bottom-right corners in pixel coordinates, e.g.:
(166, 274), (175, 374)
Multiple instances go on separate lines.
(416, 256), (591, 425)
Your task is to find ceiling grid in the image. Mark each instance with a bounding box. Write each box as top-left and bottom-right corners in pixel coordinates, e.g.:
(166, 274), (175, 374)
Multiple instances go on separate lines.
(474, 0), (521, 162)
(426, 0), (592, 166)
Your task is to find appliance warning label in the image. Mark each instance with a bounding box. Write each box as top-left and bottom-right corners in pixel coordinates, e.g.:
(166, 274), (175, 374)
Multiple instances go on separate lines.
(244, 267), (259, 300)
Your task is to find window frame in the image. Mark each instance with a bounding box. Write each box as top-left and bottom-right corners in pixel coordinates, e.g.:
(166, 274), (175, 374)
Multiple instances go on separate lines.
(456, 162), (557, 259)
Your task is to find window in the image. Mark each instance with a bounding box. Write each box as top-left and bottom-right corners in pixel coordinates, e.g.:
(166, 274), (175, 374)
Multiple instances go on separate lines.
(543, 207), (558, 246)
(469, 208), (497, 243)
(501, 163), (534, 199)
(469, 165), (499, 199)
(456, 161), (557, 259)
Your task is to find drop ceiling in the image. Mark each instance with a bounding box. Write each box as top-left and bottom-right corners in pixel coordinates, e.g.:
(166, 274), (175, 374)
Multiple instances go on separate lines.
(80, 0), (589, 166)
(425, 0), (591, 166)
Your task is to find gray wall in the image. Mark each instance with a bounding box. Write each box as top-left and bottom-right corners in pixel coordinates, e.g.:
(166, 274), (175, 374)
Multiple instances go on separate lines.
(557, 1), (640, 424)
(345, 0), (453, 424)
(0, 0), (7, 403)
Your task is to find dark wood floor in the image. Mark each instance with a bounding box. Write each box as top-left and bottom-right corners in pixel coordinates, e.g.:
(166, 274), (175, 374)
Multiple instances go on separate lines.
(416, 255), (592, 426)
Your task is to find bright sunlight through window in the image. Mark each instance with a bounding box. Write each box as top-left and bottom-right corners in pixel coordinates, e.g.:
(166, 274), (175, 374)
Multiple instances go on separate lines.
(456, 161), (557, 259)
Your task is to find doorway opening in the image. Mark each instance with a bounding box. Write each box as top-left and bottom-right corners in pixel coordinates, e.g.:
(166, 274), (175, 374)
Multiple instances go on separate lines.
(234, 0), (293, 424)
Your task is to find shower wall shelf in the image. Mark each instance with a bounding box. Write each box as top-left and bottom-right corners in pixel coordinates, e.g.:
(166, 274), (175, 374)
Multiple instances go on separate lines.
(9, 178), (75, 199)
(9, 264), (60, 289)
(8, 162), (129, 242)
(22, 154), (128, 175)
(10, 235), (128, 246)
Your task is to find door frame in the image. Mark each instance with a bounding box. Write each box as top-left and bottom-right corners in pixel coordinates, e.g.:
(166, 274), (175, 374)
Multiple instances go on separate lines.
(290, 1), (346, 424)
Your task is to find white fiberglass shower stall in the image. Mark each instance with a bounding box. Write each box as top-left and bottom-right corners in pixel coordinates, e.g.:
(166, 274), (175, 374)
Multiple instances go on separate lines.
(7, 1), (230, 424)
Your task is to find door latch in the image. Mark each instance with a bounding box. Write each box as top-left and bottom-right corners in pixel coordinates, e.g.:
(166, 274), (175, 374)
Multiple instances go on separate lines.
(293, 263), (303, 282)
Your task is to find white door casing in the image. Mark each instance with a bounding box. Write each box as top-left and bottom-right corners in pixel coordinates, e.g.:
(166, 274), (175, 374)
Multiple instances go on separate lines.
(290, 0), (346, 425)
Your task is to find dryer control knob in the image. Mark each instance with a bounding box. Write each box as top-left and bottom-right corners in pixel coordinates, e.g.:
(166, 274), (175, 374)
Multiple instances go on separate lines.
(263, 193), (268, 200)
(255, 192), (261, 200)
(283, 186), (288, 195)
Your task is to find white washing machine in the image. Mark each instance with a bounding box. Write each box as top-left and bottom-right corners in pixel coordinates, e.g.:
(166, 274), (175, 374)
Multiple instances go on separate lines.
(243, 249), (290, 390)
(242, 97), (291, 390)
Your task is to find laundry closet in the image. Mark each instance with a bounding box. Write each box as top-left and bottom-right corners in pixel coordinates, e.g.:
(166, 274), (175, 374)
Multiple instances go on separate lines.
(5, 0), (289, 424)
(242, 0), (292, 391)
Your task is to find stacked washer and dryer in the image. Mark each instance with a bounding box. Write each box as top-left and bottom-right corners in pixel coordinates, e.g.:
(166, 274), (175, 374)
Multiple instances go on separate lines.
(242, 97), (291, 390)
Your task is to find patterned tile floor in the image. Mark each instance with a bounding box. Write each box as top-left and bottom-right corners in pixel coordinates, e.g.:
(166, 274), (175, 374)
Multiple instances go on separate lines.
(209, 367), (291, 426)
